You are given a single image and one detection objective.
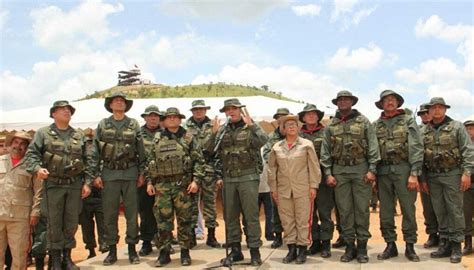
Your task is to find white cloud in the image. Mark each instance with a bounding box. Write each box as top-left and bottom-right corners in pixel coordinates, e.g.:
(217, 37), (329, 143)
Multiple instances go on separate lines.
(426, 84), (474, 109)
(352, 7), (376, 25)
(0, 8), (9, 31)
(30, 0), (124, 52)
(331, 0), (359, 21)
(292, 4), (322, 17)
(396, 57), (468, 84)
(327, 43), (384, 71)
(330, 0), (376, 29)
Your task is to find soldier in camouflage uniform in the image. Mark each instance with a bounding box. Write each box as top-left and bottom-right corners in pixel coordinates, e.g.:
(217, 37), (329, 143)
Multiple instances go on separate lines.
(261, 108), (290, 249)
(183, 100), (221, 248)
(138, 105), (162, 256)
(145, 107), (204, 267)
(463, 120), (474, 255)
(25, 100), (93, 270)
(373, 90), (423, 262)
(421, 97), (474, 263)
(320, 91), (380, 263)
(208, 98), (268, 266)
(92, 92), (146, 265)
(417, 103), (440, 248)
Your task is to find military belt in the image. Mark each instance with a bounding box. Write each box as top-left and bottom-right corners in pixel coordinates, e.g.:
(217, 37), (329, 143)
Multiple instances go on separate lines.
(104, 161), (136, 170)
(380, 159), (403, 166)
(334, 158), (365, 166)
(225, 168), (257, 178)
(428, 167), (457, 173)
(153, 174), (188, 185)
(47, 176), (77, 185)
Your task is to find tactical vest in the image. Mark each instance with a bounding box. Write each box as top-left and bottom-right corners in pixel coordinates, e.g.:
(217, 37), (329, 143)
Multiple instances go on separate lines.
(186, 121), (213, 160)
(423, 121), (461, 172)
(148, 133), (193, 180)
(375, 115), (409, 165)
(141, 127), (157, 156)
(329, 116), (367, 165)
(42, 126), (84, 179)
(301, 129), (324, 159)
(98, 118), (138, 170)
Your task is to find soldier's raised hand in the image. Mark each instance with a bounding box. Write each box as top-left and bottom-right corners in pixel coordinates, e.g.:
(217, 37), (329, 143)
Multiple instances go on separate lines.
(241, 108), (253, 126)
(211, 116), (221, 134)
(147, 183), (156, 196)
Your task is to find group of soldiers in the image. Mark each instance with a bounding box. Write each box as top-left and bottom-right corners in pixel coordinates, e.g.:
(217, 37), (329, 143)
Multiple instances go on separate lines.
(0, 89), (473, 269)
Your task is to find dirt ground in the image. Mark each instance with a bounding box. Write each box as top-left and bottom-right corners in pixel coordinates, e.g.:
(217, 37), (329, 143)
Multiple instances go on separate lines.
(27, 192), (473, 269)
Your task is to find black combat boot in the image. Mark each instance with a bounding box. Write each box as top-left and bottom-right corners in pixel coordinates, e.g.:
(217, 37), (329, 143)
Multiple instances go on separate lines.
(206, 228), (221, 248)
(139, 240), (153, 256)
(282, 244), (297, 264)
(49, 249), (62, 270)
(321, 240), (331, 258)
(250, 248), (262, 266)
(332, 236), (346, 248)
(102, 245), (117, 266)
(463, 235), (472, 255)
(34, 256), (44, 270)
(128, 244), (140, 264)
(424, 233), (439, 248)
(356, 240), (369, 263)
(99, 243), (109, 253)
(154, 247), (171, 267)
(221, 243), (244, 266)
(309, 239), (322, 255)
(87, 248), (96, 259)
(295, 245), (307, 264)
(271, 232), (283, 248)
(405, 243), (420, 262)
(180, 248), (192, 266)
(340, 240), (357, 262)
(430, 238), (451, 258)
(450, 241), (462, 263)
(62, 249), (79, 270)
(377, 241), (398, 260)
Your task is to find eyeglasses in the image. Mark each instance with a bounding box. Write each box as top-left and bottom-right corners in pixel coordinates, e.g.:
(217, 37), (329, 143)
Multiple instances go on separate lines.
(284, 122), (298, 128)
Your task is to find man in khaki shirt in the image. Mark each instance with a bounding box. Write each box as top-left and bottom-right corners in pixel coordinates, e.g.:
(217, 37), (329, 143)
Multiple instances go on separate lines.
(0, 132), (42, 269)
(268, 115), (321, 264)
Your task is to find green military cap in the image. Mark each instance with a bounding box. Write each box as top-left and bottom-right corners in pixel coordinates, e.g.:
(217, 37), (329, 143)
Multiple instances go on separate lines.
(273, 108), (290, 120)
(190, 99), (211, 111)
(298, 104), (324, 123)
(104, 92), (133, 113)
(464, 120), (474, 127)
(141, 105), (161, 118)
(331, 90), (359, 105)
(162, 107), (186, 119)
(425, 97), (451, 109)
(6, 131), (33, 146)
(416, 103), (429, 116)
(49, 100), (76, 118)
(219, 98), (246, 113)
(375, 89), (404, 110)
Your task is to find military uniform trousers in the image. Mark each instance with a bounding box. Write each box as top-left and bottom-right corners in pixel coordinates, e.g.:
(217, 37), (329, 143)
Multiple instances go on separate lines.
(334, 172), (372, 241)
(428, 172), (465, 242)
(0, 219), (30, 270)
(79, 196), (106, 249)
(378, 169), (418, 243)
(32, 196), (48, 258)
(102, 179), (139, 245)
(464, 184), (474, 236)
(138, 186), (157, 242)
(44, 180), (82, 250)
(311, 180), (335, 241)
(198, 172), (218, 229)
(420, 190), (439, 235)
(278, 194), (313, 246)
(223, 180), (262, 248)
(153, 181), (195, 250)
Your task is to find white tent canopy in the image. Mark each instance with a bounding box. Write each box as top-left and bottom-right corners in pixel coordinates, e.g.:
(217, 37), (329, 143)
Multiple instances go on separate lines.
(0, 96), (327, 131)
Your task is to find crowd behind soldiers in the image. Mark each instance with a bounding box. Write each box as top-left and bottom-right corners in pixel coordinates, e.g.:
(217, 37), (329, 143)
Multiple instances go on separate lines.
(0, 89), (473, 269)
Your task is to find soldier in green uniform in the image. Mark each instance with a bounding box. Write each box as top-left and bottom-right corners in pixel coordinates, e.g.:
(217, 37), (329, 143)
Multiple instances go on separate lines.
(138, 105), (162, 256)
(421, 97), (474, 263)
(184, 100), (221, 248)
(91, 92), (146, 265)
(298, 104), (335, 258)
(417, 103), (440, 248)
(25, 100), (93, 270)
(208, 98), (268, 266)
(373, 90), (423, 262)
(261, 108), (290, 249)
(31, 204), (48, 270)
(320, 90), (380, 263)
(463, 120), (474, 255)
(145, 107), (204, 267)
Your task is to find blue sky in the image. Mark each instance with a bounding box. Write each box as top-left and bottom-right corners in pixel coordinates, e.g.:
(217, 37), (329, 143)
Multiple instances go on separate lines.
(1, 0), (472, 121)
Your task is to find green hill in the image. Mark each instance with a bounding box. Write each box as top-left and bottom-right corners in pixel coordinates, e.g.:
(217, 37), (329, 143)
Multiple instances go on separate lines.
(80, 83), (297, 102)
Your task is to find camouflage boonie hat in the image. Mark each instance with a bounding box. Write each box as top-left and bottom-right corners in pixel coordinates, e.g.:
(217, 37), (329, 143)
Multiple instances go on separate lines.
(298, 104), (324, 123)
(464, 120), (474, 127)
(425, 97), (451, 109)
(104, 92), (133, 113)
(49, 100), (76, 118)
(332, 90), (359, 105)
(273, 108), (290, 120)
(162, 107), (185, 119)
(375, 89), (404, 110)
(219, 98), (246, 113)
(278, 114), (300, 127)
(141, 105), (161, 118)
(190, 99), (211, 111)
(5, 131), (32, 146)
(417, 103), (429, 116)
